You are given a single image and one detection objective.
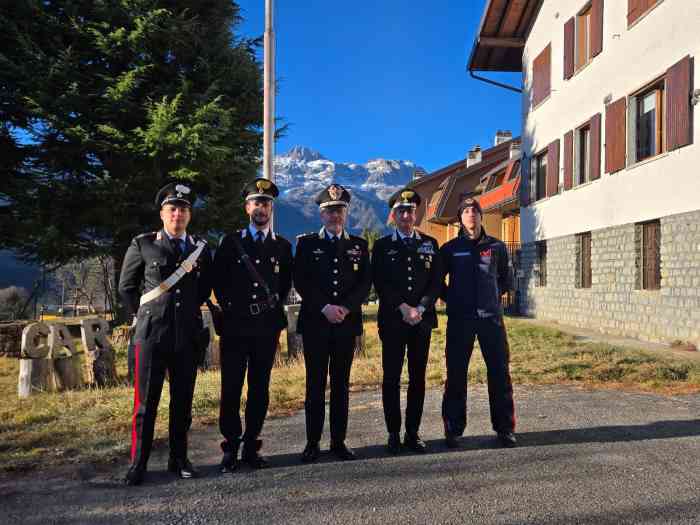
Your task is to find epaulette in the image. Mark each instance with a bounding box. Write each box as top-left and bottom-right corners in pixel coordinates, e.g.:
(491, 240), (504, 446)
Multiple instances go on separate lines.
(136, 231), (157, 240)
(296, 232), (316, 240)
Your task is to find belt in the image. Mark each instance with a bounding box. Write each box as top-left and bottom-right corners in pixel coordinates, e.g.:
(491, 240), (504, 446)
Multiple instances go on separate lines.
(249, 301), (273, 316)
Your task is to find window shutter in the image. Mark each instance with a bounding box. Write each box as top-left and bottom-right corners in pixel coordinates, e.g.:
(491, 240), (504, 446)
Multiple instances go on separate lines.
(590, 113), (602, 180)
(533, 44), (551, 107)
(666, 55), (693, 151)
(563, 130), (574, 190)
(546, 139), (560, 197)
(605, 97), (627, 173)
(521, 157), (530, 207)
(564, 18), (575, 80)
(627, 0), (642, 26)
(591, 0), (604, 57)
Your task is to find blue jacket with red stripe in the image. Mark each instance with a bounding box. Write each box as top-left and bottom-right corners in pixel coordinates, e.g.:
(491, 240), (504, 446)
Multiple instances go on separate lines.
(439, 229), (512, 319)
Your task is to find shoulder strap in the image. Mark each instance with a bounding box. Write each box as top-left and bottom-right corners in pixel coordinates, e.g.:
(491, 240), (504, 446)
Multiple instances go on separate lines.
(229, 234), (277, 304)
(139, 240), (206, 306)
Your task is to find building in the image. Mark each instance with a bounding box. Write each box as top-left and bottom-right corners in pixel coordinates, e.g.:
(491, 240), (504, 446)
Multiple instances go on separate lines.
(469, 0), (700, 346)
(410, 132), (522, 246)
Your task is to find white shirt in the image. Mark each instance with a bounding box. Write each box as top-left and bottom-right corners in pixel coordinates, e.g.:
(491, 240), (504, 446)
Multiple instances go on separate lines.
(396, 228), (416, 240)
(164, 229), (187, 242)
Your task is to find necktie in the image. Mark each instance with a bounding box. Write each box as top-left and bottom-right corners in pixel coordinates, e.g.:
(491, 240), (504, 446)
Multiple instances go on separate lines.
(329, 235), (337, 244)
(172, 238), (184, 256)
(403, 237), (415, 249)
(256, 231), (265, 247)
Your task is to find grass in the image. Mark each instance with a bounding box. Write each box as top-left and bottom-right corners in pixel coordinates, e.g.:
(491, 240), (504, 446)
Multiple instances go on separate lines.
(1, 306), (700, 474)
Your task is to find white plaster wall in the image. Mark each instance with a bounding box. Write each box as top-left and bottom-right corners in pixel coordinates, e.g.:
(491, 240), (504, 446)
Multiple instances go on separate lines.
(521, 0), (700, 243)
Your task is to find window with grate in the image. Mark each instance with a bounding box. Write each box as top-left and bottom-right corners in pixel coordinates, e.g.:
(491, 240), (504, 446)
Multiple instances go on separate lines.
(576, 232), (592, 288)
(536, 241), (547, 287)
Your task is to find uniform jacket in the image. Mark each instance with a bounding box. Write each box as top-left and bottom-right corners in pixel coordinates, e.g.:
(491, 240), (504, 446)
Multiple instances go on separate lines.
(119, 229), (213, 348)
(212, 228), (293, 337)
(439, 229), (512, 319)
(371, 230), (442, 334)
(294, 228), (371, 337)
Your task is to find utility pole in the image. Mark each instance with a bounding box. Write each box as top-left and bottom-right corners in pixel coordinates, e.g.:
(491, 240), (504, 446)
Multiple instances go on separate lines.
(263, 0), (276, 227)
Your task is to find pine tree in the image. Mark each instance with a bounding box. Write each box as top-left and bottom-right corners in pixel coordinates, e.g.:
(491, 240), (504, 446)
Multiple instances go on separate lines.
(1, 1), (264, 316)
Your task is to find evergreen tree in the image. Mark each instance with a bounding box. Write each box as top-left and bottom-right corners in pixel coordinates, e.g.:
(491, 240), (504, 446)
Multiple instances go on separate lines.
(0, 1), (264, 313)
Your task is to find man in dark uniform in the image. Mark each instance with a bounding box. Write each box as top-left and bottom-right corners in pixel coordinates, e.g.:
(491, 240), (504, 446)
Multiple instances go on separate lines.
(439, 197), (516, 449)
(213, 178), (293, 472)
(371, 188), (442, 454)
(294, 184), (371, 463)
(119, 182), (213, 486)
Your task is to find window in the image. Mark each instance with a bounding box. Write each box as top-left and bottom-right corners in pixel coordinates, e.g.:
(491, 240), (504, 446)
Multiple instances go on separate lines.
(575, 4), (592, 71)
(576, 232), (592, 288)
(634, 83), (665, 162)
(575, 125), (591, 185)
(532, 44), (551, 107)
(531, 150), (548, 202)
(635, 220), (660, 290)
(535, 241), (547, 287)
(628, 0), (664, 27)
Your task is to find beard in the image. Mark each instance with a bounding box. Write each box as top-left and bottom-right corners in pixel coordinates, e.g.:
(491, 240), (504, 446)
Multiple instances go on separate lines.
(252, 213), (270, 227)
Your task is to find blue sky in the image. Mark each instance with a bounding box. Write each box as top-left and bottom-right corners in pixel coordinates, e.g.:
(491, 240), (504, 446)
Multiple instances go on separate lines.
(235, 0), (522, 172)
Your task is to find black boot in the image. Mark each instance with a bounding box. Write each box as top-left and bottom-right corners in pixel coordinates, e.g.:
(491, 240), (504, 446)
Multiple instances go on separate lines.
(123, 464), (146, 486)
(301, 442), (320, 463)
(404, 433), (427, 454)
(220, 440), (240, 474)
(167, 457), (199, 479)
(387, 432), (401, 455)
(497, 432), (517, 448)
(445, 433), (460, 449)
(242, 439), (269, 469)
(330, 441), (357, 461)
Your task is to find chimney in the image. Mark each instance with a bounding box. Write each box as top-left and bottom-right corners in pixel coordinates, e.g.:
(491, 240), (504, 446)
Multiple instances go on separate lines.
(509, 139), (521, 159)
(494, 130), (513, 146)
(466, 146), (482, 168)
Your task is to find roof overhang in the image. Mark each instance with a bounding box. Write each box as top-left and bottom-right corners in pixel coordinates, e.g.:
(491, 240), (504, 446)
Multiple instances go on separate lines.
(468, 0), (543, 73)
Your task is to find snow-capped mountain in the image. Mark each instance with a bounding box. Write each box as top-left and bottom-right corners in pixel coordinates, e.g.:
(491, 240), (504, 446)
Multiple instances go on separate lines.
(272, 146), (422, 241)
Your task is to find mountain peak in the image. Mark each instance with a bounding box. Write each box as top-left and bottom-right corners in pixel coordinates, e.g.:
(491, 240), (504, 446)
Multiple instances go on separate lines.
(284, 145), (325, 162)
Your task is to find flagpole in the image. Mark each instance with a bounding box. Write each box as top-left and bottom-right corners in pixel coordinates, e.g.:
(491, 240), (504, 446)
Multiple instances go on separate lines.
(263, 0), (275, 228)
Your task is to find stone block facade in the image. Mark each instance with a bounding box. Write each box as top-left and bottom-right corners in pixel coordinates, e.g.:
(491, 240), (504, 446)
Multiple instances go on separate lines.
(518, 209), (700, 346)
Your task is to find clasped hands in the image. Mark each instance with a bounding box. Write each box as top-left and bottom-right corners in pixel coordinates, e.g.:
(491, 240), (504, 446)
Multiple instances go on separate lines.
(399, 303), (422, 326)
(322, 304), (350, 324)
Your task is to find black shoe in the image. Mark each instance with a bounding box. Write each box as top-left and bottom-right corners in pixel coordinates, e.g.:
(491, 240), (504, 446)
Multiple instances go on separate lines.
(445, 433), (460, 449)
(330, 442), (357, 461)
(404, 433), (427, 454)
(497, 432), (517, 448)
(387, 433), (401, 455)
(167, 457), (199, 479)
(242, 440), (270, 469)
(220, 440), (240, 474)
(301, 442), (321, 463)
(123, 464), (146, 486)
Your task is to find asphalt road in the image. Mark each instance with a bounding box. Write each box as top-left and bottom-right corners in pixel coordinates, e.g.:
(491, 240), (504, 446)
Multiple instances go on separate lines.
(2, 385), (699, 525)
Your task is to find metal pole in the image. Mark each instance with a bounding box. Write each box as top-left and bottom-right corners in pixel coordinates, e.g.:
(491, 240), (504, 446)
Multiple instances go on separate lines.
(263, 0), (276, 227)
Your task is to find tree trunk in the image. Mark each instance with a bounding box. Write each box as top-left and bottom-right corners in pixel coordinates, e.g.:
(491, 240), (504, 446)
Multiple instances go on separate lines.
(284, 304), (303, 362)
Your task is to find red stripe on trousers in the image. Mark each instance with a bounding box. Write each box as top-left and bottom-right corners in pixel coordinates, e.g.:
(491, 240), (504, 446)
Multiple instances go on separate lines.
(131, 342), (141, 463)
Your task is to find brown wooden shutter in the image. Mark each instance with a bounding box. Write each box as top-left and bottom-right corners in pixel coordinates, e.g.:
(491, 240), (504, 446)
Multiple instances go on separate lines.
(628, 0), (642, 25)
(666, 55), (693, 151)
(605, 97), (627, 173)
(564, 18), (575, 80)
(590, 113), (602, 180)
(591, 0), (604, 57)
(563, 130), (574, 190)
(546, 139), (560, 197)
(533, 44), (551, 107)
(520, 156), (531, 206)
(643, 221), (660, 290)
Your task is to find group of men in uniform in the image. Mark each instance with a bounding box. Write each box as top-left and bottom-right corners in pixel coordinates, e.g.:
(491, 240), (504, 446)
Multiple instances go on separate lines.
(119, 177), (516, 486)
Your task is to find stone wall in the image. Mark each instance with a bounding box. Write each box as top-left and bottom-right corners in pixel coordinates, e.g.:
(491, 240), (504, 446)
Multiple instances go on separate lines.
(519, 209), (700, 346)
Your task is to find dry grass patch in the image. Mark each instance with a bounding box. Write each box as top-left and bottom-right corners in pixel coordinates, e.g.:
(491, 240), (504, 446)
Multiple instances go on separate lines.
(2, 308), (700, 473)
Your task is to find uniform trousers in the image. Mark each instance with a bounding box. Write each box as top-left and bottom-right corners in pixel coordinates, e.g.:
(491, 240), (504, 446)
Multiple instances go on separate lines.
(219, 332), (279, 446)
(380, 323), (431, 436)
(130, 337), (198, 468)
(442, 317), (515, 436)
(302, 330), (355, 444)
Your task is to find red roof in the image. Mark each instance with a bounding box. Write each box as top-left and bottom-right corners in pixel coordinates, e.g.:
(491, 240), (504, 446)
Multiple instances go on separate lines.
(476, 160), (520, 212)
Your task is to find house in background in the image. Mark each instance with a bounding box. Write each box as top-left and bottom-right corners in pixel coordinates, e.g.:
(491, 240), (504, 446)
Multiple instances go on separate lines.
(410, 131), (521, 246)
(469, 0), (700, 346)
